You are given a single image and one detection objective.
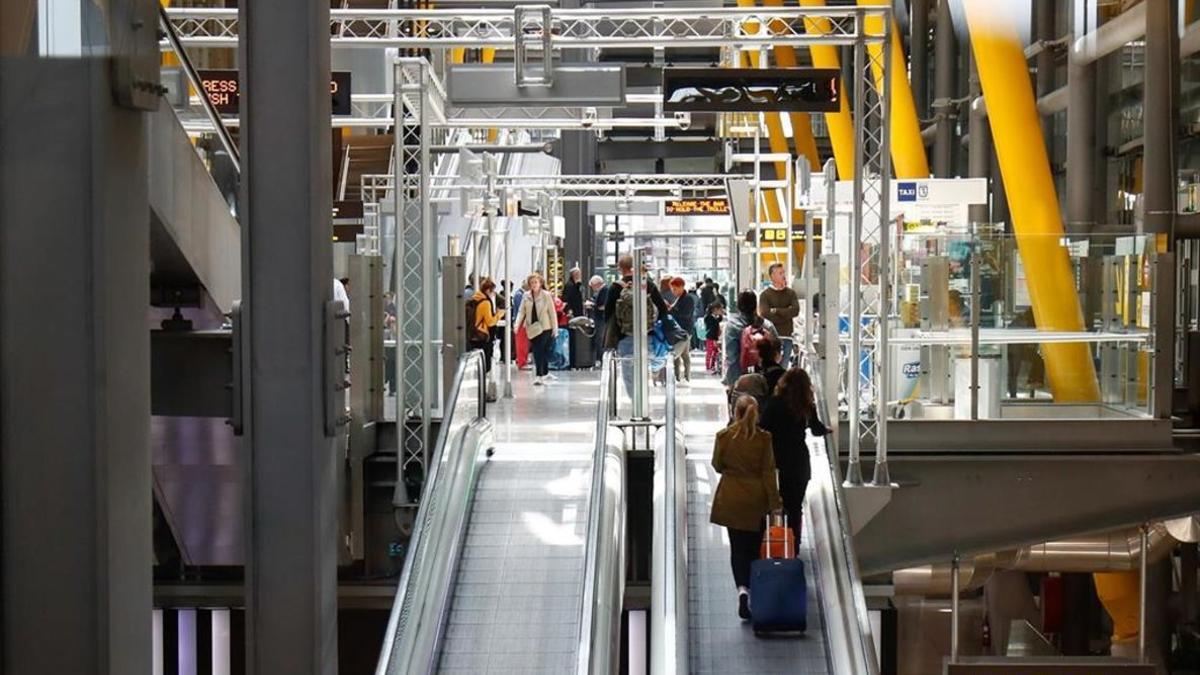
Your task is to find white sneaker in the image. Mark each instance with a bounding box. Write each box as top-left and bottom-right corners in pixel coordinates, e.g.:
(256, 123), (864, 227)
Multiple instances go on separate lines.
(546, 373), (559, 380)
(533, 376), (544, 386)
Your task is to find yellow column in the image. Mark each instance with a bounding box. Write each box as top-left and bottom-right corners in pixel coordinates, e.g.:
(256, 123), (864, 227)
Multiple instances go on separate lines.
(858, 0), (930, 178)
(762, 0), (821, 170)
(965, 1), (1100, 402)
(798, 0), (855, 180)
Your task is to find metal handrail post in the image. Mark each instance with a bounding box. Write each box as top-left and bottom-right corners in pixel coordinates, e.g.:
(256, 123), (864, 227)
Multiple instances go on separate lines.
(871, 12), (893, 488)
(1139, 522), (1149, 662)
(950, 552), (960, 664)
(632, 248), (648, 419)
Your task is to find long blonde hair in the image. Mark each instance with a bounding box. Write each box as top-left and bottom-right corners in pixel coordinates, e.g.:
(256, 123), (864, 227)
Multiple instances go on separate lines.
(729, 395), (760, 440)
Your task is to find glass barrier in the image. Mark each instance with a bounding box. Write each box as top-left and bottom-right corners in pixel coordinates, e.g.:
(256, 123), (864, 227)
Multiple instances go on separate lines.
(831, 226), (1161, 421)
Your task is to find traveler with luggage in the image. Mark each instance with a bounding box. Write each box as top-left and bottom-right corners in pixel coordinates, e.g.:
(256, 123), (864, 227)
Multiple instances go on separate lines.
(722, 290), (778, 390)
(704, 301), (725, 374)
(710, 395), (782, 620)
(563, 267), (585, 318)
(758, 263), (800, 366)
(514, 272), (559, 386)
(587, 275), (608, 365)
(666, 276), (696, 384)
(603, 254), (669, 396)
(467, 278), (504, 377)
(760, 367), (828, 545)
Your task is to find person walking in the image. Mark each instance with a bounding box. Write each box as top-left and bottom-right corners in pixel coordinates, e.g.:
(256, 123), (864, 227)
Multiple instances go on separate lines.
(587, 275), (608, 364)
(514, 272), (558, 386)
(704, 301), (725, 374)
(760, 367), (828, 545)
(759, 263), (800, 366)
(667, 276), (696, 384)
(722, 290), (778, 390)
(756, 337), (786, 395)
(564, 267), (585, 318)
(604, 254), (668, 396)
(710, 395), (782, 620)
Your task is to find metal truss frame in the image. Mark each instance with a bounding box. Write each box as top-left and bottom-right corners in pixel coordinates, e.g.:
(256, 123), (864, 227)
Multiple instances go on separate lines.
(362, 172), (729, 206)
(175, 2), (892, 499)
(165, 6), (883, 49)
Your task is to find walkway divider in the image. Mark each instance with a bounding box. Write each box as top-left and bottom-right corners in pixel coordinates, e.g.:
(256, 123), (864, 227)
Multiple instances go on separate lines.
(650, 366), (687, 674)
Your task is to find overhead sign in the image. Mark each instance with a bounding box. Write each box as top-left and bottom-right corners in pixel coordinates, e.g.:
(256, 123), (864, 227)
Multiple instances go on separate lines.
(756, 226), (804, 244)
(662, 67), (840, 112)
(198, 70), (352, 115)
(664, 198), (730, 216)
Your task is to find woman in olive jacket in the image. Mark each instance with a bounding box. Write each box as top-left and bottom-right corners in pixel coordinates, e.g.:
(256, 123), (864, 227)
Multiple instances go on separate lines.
(710, 395), (782, 620)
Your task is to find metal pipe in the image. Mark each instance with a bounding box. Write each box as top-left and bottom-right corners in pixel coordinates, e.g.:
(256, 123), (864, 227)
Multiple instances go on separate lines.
(1034, 0), (1056, 98)
(910, 0), (930, 119)
(970, 235), (980, 420)
(931, 0), (957, 177)
(1144, 0), (1179, 237)
(632, 248), (648, 419)
(1065, 57), (1097, 231)
(950, 553), (960, 663)
(966, 56), (990, 224)
(1070, 2), (1148, 67)
(1139, 524), (1149, 662)
(873, 16), (893, 487)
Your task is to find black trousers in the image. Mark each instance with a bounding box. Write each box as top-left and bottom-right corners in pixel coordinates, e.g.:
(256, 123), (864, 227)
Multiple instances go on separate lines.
(530, 331), (553, 376)
(780, 481), (808, 545)
(727, 523), (765, 589)
(470, 338), (494, 374)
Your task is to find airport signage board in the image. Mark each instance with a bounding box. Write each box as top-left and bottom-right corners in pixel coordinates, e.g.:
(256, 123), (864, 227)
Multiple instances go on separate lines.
(197, 70), (352, 115)
(663, 67), (840, 112)
(664, 198), (730, 216)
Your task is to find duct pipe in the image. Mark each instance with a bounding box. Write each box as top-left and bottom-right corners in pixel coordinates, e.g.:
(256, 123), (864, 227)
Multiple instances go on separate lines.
(932, 0), (957, 177)
(1034, 0), (1056, 98)
(1071, 1), (1148, 67)
(911, 0), (930, 119)
(893, 524), (1176, 596)
(966, 58), (989, 224)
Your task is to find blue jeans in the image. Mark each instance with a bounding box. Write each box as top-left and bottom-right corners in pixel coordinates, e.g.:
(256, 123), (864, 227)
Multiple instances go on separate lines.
(779, 336), (795, 367)
(617, 336), (635, 398)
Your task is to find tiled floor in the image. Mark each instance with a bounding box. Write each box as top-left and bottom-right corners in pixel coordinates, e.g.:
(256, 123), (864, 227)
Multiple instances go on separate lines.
(679, 376), (832, 674)
(436, 366), (598, 674)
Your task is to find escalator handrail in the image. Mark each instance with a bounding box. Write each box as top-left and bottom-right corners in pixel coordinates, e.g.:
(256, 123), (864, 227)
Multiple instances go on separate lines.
(376, 350), (489, 675)
(650, 364), (688, 674)
(576, 351), (625, 675)
(801, 350), (880, 675)
(158, 5), (240, 174)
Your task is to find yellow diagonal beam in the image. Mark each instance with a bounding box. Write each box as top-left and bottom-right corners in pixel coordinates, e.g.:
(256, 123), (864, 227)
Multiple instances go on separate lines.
(797, 0), (855, 180)
(858, 0), (931, 178)
(763, 0), (821, 170)
(965, 0), (1099, 402)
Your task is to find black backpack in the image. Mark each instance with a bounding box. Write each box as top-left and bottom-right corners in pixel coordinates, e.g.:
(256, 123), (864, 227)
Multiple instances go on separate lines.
(465, 296), (490, 343)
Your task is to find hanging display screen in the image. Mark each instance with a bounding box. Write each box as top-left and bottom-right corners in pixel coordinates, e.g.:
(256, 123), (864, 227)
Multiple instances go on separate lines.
(662, 67), (840, 112)
(197, 70), (353, 115)
(665, 198), (730, 216)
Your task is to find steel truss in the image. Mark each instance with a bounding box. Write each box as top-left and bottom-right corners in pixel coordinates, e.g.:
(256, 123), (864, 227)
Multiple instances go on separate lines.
(361, 173), (729, 205)
(165, 6), (884, 49)
(211, 2), (891, 498)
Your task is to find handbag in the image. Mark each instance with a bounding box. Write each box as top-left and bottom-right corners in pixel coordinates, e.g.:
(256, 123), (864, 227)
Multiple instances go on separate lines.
(658, 315), (689, 347)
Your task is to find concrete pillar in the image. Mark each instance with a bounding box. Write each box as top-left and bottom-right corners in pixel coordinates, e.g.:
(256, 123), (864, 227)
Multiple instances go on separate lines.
(238, 0), (339, 672)
(1066, 1), (1098, 233)
(1, 57), (151, 674)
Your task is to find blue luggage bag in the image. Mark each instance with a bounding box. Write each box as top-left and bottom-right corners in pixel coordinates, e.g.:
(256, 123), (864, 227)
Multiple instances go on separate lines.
(750, 516), (807, 635)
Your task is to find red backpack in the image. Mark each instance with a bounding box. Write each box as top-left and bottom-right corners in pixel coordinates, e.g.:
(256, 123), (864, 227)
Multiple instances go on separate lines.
(739, 320), (768, 370)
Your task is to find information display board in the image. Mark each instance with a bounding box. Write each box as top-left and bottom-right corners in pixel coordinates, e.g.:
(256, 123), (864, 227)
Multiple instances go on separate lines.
(198, 70), (352, 115)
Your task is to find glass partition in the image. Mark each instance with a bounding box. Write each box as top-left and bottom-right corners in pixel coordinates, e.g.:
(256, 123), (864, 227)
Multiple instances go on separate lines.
(832, 225), (1160, 422)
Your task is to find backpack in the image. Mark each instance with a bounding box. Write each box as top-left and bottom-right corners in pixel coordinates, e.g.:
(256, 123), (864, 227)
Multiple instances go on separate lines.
(615, 281), (657, 338)
(465, 296), (490, 343)
(739, 319), (769, 370)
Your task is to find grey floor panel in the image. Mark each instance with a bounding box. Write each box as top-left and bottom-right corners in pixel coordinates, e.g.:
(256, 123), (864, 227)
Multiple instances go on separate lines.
(680, 377), (831, 675)
(432, 369), (598, 673)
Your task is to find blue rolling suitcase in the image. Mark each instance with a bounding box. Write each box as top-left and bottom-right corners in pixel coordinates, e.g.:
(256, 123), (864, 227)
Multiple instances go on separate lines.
(750, 515), (807, 636)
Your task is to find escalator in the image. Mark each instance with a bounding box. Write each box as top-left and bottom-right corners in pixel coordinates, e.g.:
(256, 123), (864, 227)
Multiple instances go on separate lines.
(377, 352), (624, 674)
(658, 362), (879, 674)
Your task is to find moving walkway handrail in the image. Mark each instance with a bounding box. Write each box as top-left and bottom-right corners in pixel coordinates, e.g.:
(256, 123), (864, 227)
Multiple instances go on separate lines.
(576, 351), (625, 675)
(158, 5), (240, 173)
(650, 365), (687, 675)
(376, 350), (490, 675)
(802, 350), (880, 675)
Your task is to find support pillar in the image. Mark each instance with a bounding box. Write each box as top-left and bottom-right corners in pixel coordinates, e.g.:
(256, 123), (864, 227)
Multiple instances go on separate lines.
(932, 0), (957, 177)
(910, 0), (930, 120)
(239, 0), (338, 672)
(1, 57), (152, 674)
(1066, 2), (1097, 233)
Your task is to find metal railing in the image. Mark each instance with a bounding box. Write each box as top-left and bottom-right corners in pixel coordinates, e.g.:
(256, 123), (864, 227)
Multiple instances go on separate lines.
(802, 349), (880, 675)
(576, 351), (625, 675)
(158, 5), (240, 174)
(650, 365), (687, 675)
(375, 350), (489, 674)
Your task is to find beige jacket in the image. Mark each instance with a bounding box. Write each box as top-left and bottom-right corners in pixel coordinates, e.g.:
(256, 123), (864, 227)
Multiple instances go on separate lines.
(515, 289), (558, 339)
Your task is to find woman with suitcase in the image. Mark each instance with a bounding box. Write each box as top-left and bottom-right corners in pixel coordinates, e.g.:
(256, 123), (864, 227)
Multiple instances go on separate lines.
(710, 395), (783, 620)
(759, 367), (828, 545)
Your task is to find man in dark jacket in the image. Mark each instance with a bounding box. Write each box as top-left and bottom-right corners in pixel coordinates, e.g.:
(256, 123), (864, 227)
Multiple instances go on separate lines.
(667, 276), (696, 383)
(604, 254), (668, 396)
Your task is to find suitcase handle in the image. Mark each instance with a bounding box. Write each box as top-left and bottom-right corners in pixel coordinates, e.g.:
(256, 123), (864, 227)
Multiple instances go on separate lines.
(762, 514), (795, 560)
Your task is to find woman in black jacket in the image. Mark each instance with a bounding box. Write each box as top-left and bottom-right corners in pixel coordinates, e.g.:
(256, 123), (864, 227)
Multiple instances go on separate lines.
(759, 367), (828, 544)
